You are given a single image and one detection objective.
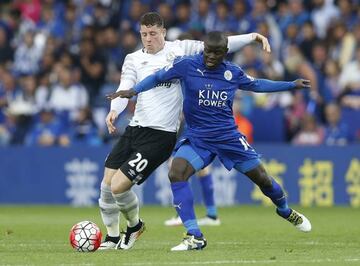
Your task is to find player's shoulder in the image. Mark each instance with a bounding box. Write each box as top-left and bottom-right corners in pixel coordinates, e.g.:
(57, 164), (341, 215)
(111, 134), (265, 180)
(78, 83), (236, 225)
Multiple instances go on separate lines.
(224, 60), (245, 75)
(124, 49), (143, 61)
(173, 53), (200, 65)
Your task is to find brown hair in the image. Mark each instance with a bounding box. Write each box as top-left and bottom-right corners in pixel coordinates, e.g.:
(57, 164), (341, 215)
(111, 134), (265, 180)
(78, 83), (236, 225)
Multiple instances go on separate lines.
(140, 12), (164, 28)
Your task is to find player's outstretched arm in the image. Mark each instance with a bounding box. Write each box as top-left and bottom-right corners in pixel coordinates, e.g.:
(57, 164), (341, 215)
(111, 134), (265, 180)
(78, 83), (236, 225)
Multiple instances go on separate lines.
(182, 33), (271, 56)
(252, 78), (310, 92)
(294, 79), (311, 90)
(251, 33), (271, 53)
(106, 71), (163, 100)
(227, 33), (271, 53)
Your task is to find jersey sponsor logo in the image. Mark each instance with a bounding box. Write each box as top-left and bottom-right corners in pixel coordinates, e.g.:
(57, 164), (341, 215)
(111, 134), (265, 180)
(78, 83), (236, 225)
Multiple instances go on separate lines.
(198, 88), (228, 107)
(197, 68), (205, 76)
(224, 70), (232, 81)
(155, 81), (172, 88)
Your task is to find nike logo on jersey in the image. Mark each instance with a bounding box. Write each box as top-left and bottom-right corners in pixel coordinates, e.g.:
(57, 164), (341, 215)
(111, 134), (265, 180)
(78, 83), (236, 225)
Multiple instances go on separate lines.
(197, 68), (205, 76)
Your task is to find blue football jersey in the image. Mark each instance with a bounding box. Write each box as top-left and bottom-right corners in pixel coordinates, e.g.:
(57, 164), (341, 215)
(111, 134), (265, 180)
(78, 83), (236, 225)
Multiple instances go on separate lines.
(155, 53), (259, 141)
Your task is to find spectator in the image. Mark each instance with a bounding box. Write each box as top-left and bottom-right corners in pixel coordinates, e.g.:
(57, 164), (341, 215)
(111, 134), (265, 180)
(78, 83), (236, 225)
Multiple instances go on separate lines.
(324, 59), (342, 99)
(285, 90), (307, 141)
(68, 107), (102, 146)
(207, 1), (235, 34)
(48, 67), (89, 121)
(323, 102), (351, 145)
(311, 0), (340, 38)
(292, 112), (324, 146)
(77, 37), (106, 103)
(13, 30), (43, 76)
(326, 20), (356, 68)
(299, 21), (320, 62)
(0, 27), (14, 66)
(232, 0), (254, 34)
(25, 107), (69, 147)
(190, 0), (215, 34)
(338, 46), (360, 109)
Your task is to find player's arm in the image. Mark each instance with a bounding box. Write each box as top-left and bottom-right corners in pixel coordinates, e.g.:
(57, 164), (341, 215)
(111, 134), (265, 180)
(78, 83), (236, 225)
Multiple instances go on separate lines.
(106, 55), (136, 134)
(238, 72), (311, 93)
(228, 33), (271, 53)
(179, 33), (271, 56)
(107, 57), (188, 99)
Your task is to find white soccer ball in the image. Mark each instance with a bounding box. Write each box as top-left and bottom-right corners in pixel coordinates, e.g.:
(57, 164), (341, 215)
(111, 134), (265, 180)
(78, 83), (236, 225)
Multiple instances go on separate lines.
(69, 221), (102, 252)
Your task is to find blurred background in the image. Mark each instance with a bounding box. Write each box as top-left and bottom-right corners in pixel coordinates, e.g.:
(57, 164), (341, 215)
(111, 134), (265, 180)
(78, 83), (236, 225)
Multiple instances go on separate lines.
(0, 0), (359, 206)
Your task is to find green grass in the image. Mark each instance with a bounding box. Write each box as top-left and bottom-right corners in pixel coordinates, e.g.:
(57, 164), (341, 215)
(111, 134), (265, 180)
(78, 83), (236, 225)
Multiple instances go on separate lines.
(0, 205), (359, 266)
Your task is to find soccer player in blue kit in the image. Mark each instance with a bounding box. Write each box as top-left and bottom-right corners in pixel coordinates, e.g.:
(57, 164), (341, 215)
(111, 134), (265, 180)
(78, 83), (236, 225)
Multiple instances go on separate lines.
(108, 31), (312, 251)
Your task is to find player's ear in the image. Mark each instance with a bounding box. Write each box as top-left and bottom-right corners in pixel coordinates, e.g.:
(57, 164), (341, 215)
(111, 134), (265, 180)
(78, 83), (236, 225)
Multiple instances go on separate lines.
(162, 29), (166, 38)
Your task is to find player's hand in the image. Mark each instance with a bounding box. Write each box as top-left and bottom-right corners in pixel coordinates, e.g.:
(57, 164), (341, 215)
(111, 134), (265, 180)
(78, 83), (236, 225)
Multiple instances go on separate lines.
(105, 110), (118, 134)
(294, 79), (311, 90)
(106, 89), (137, 100)
(252, 33), (271, 53)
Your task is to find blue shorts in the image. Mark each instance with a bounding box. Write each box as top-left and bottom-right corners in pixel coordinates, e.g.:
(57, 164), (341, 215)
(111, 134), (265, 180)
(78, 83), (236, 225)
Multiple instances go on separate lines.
(173, 135), (261, 173)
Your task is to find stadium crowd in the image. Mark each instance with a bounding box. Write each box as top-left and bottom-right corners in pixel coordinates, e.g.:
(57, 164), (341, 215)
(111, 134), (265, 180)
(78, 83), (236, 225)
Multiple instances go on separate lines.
(0, 0), (359, 147)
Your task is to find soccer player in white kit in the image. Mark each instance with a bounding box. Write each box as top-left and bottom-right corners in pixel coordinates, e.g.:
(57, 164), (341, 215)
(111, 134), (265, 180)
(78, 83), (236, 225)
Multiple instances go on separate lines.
(98, 12), (271, 250)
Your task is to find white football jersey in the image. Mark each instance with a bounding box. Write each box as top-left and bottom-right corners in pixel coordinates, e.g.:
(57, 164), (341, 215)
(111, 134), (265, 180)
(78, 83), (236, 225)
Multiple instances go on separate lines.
(113, 40), (204, 132)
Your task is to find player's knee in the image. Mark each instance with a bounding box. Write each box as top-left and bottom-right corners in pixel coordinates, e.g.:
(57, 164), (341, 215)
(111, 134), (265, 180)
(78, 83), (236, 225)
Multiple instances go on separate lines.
(103, 167), (117, 185)
(258, 172), (272, 188)
(168, 167), (187, 182)
(254, 166), (272, 188)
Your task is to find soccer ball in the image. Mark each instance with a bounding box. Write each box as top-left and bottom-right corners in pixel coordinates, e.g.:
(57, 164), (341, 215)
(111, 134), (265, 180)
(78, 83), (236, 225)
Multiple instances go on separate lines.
(69, 221), (102, 252)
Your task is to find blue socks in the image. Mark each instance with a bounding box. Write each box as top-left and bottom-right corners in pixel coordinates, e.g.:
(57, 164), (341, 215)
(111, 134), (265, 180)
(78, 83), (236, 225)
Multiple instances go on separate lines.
(260, 178), (291, 218)
(171, 181), (202, 237)
(199, 174), (218, 218)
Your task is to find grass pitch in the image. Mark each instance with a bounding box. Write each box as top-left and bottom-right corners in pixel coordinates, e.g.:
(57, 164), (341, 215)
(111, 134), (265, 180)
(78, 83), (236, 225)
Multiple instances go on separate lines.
(0, 205), (359, 266)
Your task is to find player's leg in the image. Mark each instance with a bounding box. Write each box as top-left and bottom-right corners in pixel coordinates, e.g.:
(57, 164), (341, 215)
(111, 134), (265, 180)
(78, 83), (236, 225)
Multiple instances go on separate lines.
(164, 157), (184, 226)
(112, 127), (177, 249)
(98, 168), (121, 249)
(238, 161), (311, 232)
(169, 143), (212, 251)
(98, 128), (135, 250)
(110, 168), (145, 250)
(196, 166), (221, 226)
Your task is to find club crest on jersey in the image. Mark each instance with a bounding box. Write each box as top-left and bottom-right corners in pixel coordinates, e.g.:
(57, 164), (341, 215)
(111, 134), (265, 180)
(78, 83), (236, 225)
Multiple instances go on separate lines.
(166, 51), (176, 62)
(224, 70), (232, 81)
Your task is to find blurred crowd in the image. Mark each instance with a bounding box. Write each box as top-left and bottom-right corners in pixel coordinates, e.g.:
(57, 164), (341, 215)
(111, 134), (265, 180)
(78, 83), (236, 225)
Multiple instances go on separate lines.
(0, 0), (359, 147)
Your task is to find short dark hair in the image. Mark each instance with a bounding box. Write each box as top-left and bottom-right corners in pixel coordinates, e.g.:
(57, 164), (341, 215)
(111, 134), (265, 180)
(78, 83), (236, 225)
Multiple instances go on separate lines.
(204, 31), (228, 48)
(140, 12), (164, 28)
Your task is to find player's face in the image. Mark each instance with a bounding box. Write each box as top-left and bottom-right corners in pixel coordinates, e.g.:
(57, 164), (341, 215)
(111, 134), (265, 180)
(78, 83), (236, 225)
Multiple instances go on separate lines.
(203, 43), (228, 69)
(140, 25), (166, 54)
